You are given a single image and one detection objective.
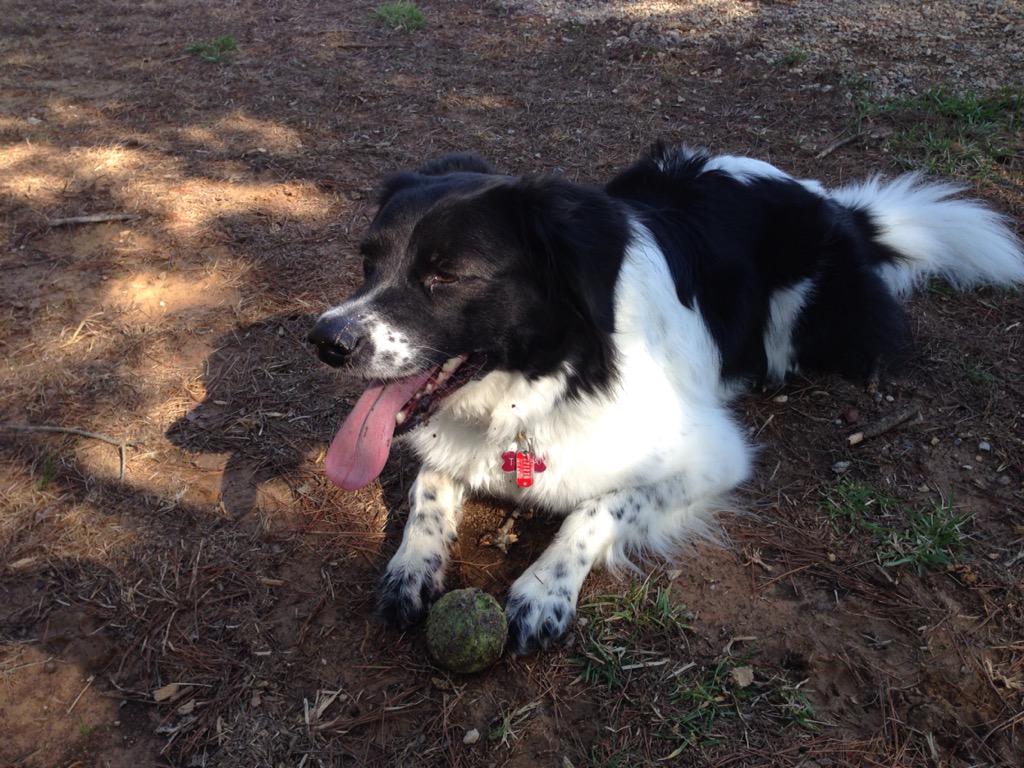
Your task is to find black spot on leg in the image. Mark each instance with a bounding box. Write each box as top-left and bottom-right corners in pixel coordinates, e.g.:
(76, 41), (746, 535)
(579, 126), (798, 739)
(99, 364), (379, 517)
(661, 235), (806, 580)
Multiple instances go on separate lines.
(423, 489), (437, 502)
(421, 526), (434, 537)
(611, 505), (626, 521)
(578, 555), (588, 567)
(423, 553), (442, 571)
(555, 586), (572, 601)
(587, 507), (598, 518)
(576, 540), (586, 552)
(553, 561), (568, 580)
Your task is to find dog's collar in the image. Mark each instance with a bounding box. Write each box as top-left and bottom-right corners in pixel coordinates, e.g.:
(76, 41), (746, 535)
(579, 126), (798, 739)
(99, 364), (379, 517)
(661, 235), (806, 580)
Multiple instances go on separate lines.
(500, 431), (546, 488)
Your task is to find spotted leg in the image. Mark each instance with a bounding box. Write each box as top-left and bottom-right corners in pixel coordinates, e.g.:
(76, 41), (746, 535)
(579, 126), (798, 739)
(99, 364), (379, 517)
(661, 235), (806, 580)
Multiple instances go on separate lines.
(506, 475), (702, 655)
(377, 468), (464, 629)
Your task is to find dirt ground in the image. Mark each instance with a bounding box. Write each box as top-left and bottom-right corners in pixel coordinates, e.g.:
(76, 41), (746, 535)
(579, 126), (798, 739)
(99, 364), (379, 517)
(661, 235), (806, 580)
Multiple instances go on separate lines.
(1, 1), (1022, 766)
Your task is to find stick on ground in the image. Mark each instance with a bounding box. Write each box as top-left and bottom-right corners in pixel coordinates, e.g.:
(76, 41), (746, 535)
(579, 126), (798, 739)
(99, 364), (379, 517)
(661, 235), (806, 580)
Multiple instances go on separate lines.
(847, 406), (921, 446)
(47, 213), (140, 227)
(815, 132), (862, 160)
(0, 423), (141, 480)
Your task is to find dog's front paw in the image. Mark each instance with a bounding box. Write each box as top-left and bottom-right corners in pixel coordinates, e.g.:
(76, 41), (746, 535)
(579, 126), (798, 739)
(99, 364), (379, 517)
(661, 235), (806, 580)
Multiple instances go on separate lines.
(505, 578), (577, 655)
(377, 553), (445, 630)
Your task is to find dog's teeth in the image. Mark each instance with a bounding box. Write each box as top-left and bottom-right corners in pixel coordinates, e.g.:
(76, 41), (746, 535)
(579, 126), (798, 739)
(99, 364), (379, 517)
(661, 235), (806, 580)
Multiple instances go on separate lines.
(441, 356), (465, 374)
(424, 383), (435, 394)
(395, 411), (406, 425)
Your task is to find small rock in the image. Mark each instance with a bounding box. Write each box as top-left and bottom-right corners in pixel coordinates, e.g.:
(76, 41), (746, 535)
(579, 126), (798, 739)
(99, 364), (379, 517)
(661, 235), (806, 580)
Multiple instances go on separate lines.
(840, 407), (860, 425)
(43, 659), (57, 674)
(930, 436), (940, 446)
(730, 665), (755, 688)
(917, 484), (929, 492)
(978, 441), (991, 452)
(463, 728), (480, 745)
(997, 475), (1012, 486)
(831, 461), (851, 474)
(885, 394), (895, 402)
(962, 464), (973, 471)
(773, 394), (788, 403)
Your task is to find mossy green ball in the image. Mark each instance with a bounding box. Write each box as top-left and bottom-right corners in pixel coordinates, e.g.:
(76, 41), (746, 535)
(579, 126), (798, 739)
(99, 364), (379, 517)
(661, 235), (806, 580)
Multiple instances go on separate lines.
(426, 588), (508, 673)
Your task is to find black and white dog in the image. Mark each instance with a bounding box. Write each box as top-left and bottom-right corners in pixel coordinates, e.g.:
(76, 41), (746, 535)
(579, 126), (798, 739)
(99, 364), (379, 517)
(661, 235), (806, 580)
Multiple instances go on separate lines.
(308, 144), (1023, 655)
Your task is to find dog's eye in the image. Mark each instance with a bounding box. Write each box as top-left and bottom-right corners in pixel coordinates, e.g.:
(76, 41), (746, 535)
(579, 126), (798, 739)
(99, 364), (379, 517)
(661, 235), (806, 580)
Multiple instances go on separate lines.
(424, 272), (459, 293)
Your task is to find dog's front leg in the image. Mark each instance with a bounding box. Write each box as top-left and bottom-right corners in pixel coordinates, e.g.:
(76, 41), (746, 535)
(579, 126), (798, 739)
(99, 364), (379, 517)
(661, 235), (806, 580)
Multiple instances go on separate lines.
(377, 468), (465, 629)
(506, 475), (693, 655)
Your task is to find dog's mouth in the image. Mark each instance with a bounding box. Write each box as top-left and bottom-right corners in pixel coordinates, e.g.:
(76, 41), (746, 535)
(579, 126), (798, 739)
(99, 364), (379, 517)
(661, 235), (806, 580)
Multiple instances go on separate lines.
(324, 353), (487, 490)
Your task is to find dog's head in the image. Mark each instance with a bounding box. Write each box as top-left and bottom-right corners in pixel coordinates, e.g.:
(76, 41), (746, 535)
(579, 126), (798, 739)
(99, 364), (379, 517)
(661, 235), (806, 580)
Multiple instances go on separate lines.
(308, 153), (628, 489)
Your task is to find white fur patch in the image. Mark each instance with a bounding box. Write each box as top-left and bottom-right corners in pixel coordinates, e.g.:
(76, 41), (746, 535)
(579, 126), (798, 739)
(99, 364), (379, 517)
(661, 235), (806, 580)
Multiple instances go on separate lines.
(703, 155), (791, 184)
(830, 173), (1024, 297)
(764, 278), (813, 382)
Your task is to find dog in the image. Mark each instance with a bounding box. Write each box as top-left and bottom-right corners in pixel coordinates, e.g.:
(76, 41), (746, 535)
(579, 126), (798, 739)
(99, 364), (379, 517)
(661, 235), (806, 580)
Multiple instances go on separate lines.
(307, 143), (1023, 655)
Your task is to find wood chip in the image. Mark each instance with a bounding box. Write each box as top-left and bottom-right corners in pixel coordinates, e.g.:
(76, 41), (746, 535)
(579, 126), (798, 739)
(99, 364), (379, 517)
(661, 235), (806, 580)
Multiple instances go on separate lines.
(153, 682), (180, 702)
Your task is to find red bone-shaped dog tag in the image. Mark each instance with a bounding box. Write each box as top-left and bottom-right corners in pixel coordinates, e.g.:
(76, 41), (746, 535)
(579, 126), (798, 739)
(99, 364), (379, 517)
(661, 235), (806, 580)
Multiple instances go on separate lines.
(501, 450), (545, 487)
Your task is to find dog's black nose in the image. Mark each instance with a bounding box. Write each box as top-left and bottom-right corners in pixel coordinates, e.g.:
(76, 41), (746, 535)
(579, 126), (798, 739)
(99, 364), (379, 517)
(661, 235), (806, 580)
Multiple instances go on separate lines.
(308, 316), (364, 368)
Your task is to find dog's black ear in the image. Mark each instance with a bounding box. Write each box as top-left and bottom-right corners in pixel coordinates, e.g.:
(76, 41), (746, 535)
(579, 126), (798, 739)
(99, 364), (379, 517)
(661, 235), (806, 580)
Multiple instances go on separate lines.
(377, 171), (420, 207)
(416, 152), (496, 176)
(510, 177), (630, 339)
(377, 153), (497, 208)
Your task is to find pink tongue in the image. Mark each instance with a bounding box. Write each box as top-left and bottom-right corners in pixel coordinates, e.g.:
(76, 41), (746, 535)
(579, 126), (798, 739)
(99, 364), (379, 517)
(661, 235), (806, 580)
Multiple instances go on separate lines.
(324, 369), (435, 490)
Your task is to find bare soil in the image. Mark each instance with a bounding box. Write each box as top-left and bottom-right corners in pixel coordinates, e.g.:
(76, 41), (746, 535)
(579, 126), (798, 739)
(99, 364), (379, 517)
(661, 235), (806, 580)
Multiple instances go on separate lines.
(1, 1), (1022, 766)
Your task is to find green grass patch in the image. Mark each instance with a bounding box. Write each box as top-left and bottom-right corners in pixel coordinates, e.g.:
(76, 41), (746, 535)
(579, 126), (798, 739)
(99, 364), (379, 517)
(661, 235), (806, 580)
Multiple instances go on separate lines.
(864, 87), (1022, 179)
(574, 575), (692, 689)
(877, 505), (968, 571)
(823, 478), (897, 537)
(373, 2), (425, 32)
(963, 363), (998, 392)
(776, 49), (808, 68)
(572, 576), (815, 760)
(34, 452), (57, 490)
(823, 479), (969, 573)
(186, 35), (238, 63)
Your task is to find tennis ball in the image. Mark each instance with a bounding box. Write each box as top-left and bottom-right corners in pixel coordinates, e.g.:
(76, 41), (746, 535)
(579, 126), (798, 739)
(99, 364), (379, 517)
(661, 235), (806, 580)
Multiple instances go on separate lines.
(426, 588), (507, 673)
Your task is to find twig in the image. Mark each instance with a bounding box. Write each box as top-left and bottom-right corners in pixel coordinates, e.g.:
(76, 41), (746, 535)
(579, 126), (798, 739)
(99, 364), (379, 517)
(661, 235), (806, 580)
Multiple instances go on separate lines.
(67, 674), (95, 714)
(47, 213), (140, 227)
(0, 423), (141, 480)
(847, 406), (921, 446)
(815, 132), (862, 160)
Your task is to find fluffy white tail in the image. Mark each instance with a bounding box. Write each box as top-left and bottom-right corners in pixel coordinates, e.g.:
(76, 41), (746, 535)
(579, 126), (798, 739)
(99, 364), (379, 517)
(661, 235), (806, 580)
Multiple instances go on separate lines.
(831, 174), (1024, 297)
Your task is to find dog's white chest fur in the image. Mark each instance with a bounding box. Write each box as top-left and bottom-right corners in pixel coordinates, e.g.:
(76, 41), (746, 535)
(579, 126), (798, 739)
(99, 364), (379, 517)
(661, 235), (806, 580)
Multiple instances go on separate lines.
(408, 224), (752, 514)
